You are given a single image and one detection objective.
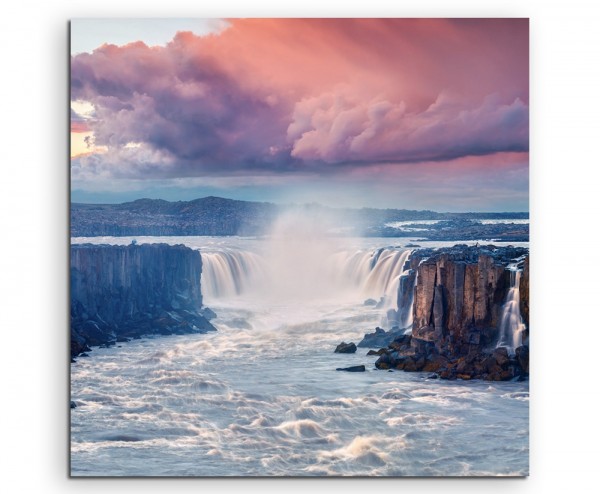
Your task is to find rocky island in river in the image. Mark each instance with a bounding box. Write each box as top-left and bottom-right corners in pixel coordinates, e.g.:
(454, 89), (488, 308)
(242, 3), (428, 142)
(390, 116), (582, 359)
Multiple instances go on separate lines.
(356, 245), (529, 381)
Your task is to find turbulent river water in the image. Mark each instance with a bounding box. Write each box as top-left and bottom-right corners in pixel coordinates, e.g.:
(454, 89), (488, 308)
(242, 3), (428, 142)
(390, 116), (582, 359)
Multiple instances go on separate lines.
(70, 235), (529, 476)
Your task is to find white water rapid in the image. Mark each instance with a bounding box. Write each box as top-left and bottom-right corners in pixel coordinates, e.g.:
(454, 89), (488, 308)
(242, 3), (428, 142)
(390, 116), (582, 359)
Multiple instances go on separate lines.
(70, 235), (529, 476)
(201, 249), (268, 299)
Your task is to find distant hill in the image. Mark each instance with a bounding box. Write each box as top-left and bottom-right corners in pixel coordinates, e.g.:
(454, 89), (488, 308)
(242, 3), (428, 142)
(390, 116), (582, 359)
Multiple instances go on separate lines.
(71, 196), (278, 236)
(71, 196), (529, 240)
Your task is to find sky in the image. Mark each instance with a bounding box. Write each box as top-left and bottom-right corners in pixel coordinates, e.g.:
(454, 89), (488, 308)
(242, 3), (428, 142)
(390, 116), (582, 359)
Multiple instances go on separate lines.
(70, 18), (529, 211)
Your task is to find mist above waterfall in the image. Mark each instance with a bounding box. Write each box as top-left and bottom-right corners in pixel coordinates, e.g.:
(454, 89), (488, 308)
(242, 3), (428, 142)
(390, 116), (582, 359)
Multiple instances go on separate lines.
(258, 209), (351, 302)
(195, 210), (416, 330)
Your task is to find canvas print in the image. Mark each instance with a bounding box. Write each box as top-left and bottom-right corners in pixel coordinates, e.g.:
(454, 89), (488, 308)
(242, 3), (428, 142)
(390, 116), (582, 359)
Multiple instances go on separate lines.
(70, 18), (529, 476)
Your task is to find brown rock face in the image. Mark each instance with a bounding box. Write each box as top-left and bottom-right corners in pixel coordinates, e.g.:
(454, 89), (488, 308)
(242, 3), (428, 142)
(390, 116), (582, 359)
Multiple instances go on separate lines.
(413, 262), (437, 331)
(412, 253), (511, 355)
(362, 246), (530, 381)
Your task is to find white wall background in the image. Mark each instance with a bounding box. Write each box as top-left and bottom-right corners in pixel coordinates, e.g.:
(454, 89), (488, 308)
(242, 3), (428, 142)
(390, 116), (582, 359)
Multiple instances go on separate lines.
(1, 0), (598, 492)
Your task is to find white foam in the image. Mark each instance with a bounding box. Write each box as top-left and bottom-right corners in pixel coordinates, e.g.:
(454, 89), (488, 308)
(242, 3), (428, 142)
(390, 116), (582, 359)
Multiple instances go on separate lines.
(274, 419), (325, 438)
(319, 435), (397, 467)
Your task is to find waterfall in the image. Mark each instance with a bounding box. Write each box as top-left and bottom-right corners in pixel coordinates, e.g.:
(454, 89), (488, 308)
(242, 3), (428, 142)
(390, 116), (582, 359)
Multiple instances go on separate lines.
(365, 250), (412, 329)
(201, 245), (415, 330)
(496, 264), (527, 354)
(397, 266), (418, 331)
(201, 250), (268, 299)
(333, 247), (416, 330)
(327, 248), (411, 305)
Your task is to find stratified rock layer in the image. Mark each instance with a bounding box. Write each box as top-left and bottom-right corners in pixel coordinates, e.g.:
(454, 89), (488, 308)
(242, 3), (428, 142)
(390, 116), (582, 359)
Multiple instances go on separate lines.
(70, 243), (215, 357)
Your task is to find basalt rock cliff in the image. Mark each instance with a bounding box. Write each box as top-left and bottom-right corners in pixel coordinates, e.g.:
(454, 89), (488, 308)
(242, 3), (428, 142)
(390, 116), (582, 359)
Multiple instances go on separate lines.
(364, 245), (530, 381)
(70, 243), (215, 358)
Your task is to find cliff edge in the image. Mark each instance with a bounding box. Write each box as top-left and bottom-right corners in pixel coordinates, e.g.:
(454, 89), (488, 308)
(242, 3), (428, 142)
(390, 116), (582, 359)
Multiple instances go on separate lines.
(70, 243), (215, 358)
(365, 245), (529, 381)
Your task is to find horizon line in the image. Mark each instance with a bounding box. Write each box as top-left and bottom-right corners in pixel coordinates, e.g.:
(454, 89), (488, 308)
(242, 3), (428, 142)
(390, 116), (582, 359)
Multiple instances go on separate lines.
(71, 195), (529, 216)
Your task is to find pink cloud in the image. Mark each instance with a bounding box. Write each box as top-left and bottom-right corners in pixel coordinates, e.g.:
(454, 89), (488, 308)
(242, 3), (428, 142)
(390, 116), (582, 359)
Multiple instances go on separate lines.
(70, 109), (90, 133)
(71, 18), (528, 178)
(288, 90), (527, 163)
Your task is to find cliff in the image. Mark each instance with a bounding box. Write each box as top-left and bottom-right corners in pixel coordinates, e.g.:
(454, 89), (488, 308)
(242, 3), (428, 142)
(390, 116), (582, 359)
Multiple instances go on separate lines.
(412, 248), (512, 355)
(366, 245), (530, 381)
(70, 243), (215, 357)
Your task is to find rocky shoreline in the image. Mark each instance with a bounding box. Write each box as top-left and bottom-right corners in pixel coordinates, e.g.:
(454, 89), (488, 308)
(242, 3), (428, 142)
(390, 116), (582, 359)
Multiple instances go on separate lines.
(70, 243), (215, 359)
(352, 244), (530, 381)
(369, 333), (529, 381)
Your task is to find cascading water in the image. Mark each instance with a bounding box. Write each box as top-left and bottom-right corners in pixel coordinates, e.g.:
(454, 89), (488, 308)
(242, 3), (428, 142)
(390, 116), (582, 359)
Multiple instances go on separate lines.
(363, 249), (411, 303)
(496, 263), (527, 354)
(201, 249), (268, 299)
(343, 249), (412, 329)
(201, 246), (415, 329)
(396, 264), (418, 331)
(327, 249), (410, 301)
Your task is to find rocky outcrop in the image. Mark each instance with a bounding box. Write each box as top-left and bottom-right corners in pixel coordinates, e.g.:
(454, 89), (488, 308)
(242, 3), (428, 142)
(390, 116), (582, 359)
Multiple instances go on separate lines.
(358, 327), (406, 348)
(334, 342), (357, 354)
(408, 246), (527, 356)
(364, 245), (530, 381)
(372, 333), (529, 381)
(70, 243), (215, 357)
(336, 365), (366, 372)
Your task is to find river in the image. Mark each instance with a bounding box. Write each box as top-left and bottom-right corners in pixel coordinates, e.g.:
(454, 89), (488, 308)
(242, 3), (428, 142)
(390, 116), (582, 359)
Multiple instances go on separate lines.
(70, 235), (529, 476)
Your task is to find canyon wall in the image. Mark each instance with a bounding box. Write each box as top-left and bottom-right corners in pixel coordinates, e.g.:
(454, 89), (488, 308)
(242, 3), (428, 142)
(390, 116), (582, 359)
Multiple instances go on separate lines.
(413, 251), (507, 355)
(370, 245), (530, 380)
(70, 243), (215, 357)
